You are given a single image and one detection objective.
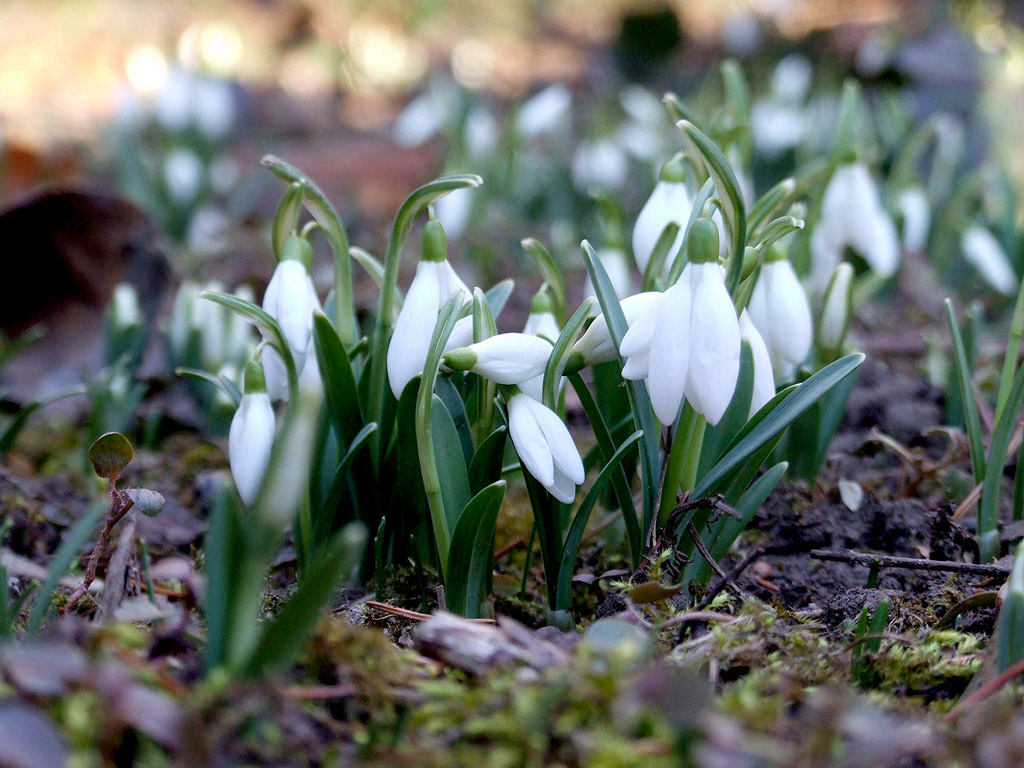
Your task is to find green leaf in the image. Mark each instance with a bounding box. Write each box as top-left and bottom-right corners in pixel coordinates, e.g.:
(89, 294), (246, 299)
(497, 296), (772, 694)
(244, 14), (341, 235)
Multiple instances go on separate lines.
(751, 216), (804, 252)
(698, 342), (755, 478)
(485, 279), (515, 321)
(313, 422), (378, 543)
(175, 367), (240, 406)
(446, 480), (507, 617)
(748, 178), (796, 235)
(980, 355), (1024, 561)
(581, 240), (661, 539)
(24, 500), (107, 637)
(201, 291), (299, 401)
(543, 297), (595, 409)
(122, 488), (165, 517)
(244, 522), (367, 676)
(568, 372), (641, 569)
(202, 480), (242, 669)
(431, 395), (472, 537)
(694, 353), (864, 499)
(435, 377), (474, 467)
(555, 430), (644, 612)
(945, 299), (985, 485)
(313, 311), (364, 446)
(677, 120), (747, 291)
(521, 238), (567, 323)
(270, 182), (304, 260)
(88, 432), (133, 481)
(641, 222), (680, 292)
(468, 426), (508, 495)
(0, 385), (87, 456)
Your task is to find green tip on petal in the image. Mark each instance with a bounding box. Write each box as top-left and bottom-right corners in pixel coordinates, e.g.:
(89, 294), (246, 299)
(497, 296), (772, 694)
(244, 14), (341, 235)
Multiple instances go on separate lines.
(281, 233), (314, 271)
(422, 218), (448, 263)
(442, 347), (477, 371)
(530, 286), (555, 314)
(659, 154), (687, 184)
(243, 359), (267, 394)
(688, 217), (720, 264)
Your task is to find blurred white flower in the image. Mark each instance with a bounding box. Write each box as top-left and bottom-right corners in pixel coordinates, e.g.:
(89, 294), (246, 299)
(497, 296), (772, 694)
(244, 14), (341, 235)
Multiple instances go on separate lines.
(465, 106), (498, 158)
(193, 77), (235, 139)
(433, 187), (474, 241)
(571, 139), (628, 191)
(738, 310), (775, 418)
(772, 54), (813, 102)
(507, 392), (584, 504)
(583, 247), (634, 303)
(516, 84), (571, 139)
(897, 187), (930, 253)
(164, 148), (204, 205)
(747, 257), (813, 379)
(810, 163), (899, 292)
(187, 205), (230, 256)
(817, 262), (854, 351)
(393, 91), (445, 147)
(155, 67), (193, 131)
(962, 226), (1017, 296)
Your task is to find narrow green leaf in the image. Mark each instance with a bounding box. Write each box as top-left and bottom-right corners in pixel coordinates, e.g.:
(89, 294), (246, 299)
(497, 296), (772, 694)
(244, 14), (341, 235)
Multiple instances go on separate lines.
(751, 216), (804, 252)
(485, 279), (516, 321)
(202, 480), (242, 670)
(640, 222), (680, 292)
(748, 178), (796, 235)
(446, 480), (507, 617)
(244, 523), (367, 676)
(435, 377), (474, 467)
(981, 357), (1024, 560)
(313, 311), (364, 446)
(945, 299), (986, 485)
(314, 422), (378, 542)
(555, 431), (644, 612)
(521, 238), (568, 323)
(468, 426), (508, 495)
(543, 298), (595, 409)
(694, 353), (864, 499)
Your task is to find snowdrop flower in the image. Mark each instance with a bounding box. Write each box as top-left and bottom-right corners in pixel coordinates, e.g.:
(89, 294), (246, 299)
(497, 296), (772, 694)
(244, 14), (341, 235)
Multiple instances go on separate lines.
(387, 219), (471, 397)
(164, 148), (204, 205)
(520, 289), (560, 400)
(771, 54), (813, 103)
(393, 90), (445, 147)
(747, 253), (813, 379)
(810, 163), (899, 292)
(464, 106), (498, 159)
(897, 187), (930, 253)
(187, 205), (230, 256)
(111, 283), (141, 329)
(620, 218), (740, 425)
(261, 237), (322, 400)
(571, 291), (661, 366)
(433, 186), (473, 241)
(507, 391), (584, 504)
(817, 262), (854, 351)
(516, 84), (571, 139)
(962, 225), (1017, 296)
(192, 77), (235, 139)
(571, 139), (628, 191)
(738, 310), (775, 418)
(155, 67), (193, 131)
(444, 333), (552, 386)
(229, 360), (275, 506)
(632, 156), (690, 276)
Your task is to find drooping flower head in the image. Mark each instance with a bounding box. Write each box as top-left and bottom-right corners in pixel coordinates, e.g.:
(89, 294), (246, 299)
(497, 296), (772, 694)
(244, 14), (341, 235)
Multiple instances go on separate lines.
(387, 217), (471, 398)
(260, 235), (322, 401)
(632, 155), (690, 277)
(817, 262), (854, 353)
(747, 249), (813, 380)
(229, 359), (276, 506)
(507, 391), (585, 504)
(620, 217), (740, 426)
(961, 225), (1017, 296)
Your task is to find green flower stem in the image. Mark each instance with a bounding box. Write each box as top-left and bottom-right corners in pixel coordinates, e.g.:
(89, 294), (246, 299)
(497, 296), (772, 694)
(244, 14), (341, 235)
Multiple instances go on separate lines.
(414, 295), (464, 580)
(996, 276), (1024, 422)
(658, 404), (707, 526)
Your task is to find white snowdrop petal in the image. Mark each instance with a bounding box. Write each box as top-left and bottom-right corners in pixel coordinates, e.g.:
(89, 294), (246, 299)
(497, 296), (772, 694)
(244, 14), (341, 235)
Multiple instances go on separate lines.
(229, 392), (275, 506)
(647, 279), (692, 425)
(632, 181), (690, 274)
(765, 261), (812, 369)
(530, 399), (585, 485)
(962, 226), (1018, 296)
(621, 350), (650, 380)
(685, 266), (740, 425)
(387, 263), (441, 398)
(548, 468), (578, 504)
(618, 294), (662, 358)
(508, 395), (555, 487)
(739, 311), (775, 418)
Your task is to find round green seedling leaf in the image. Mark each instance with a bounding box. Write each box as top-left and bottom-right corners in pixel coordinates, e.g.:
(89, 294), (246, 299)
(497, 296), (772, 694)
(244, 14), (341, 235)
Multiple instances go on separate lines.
(89, 432), (133, 481)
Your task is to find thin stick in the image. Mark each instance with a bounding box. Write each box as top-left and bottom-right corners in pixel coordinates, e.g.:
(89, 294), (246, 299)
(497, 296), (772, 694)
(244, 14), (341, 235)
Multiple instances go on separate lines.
(810, 549), (1009, 578)
(944, 656), (1024, 723)
(695, 546), (765, 611)
(686, 521), (743, 597)
(363, 600), (495, 624)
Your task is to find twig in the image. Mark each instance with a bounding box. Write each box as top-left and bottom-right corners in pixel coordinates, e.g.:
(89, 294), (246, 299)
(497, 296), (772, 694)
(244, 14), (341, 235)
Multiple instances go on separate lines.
(494, 537), (524, 560)
(363, 600), (495, 624)
(283, 684), (357, 700)
(658, 610), (739, 630)
(810, 549), (1010, 578)
(695, 546), (765, 611)
(944, 656), (1024, 723)
(686, 521), (743, 598)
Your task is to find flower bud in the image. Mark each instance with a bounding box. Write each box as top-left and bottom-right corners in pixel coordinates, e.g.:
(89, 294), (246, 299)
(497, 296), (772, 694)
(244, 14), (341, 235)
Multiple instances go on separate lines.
(687, 217), (720, 265)
(817, 262), (854, 351)
(443, 333), (552, 385)
(422, 217), (448, 263)
(962, 225), (1017, 296)
(229, 360), (275, 506)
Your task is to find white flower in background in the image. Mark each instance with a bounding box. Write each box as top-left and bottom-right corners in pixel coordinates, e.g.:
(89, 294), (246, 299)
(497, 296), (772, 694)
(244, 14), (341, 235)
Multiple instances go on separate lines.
(751, 54), (811, 158)
(571, 139), (628, 191)
(444, 333), (552, 386)
(572, 291), (661, 366)
(193, 77), (235, 139)
(617, 85), (665, 161)
(817, 262), (854, 351)
(261, 249), (322, 400)
(583, 247), (634, 302)
(163, 148), (204, 205)
(209, 155), (241, 195)
(632, 156), (690, 276)
(897, 187), (930, 253)
(387, 220), (471, 397)
(465, 106), (498, 158)
(111, 283), (141, 330)
(738, 310), (775, 418)
(187, 205), (230, 256)
(516, 84), (571, 139)
(229, 360), (276, 506)
(620, 219), (740, 425)
(507, 392), (584, 504)
(747, 255), (813, 379)
(393, 90), (446, 147)
(155, 67), (193, 131)
(772, 54), (813, 103)
(810, 163), (899, 292)
(195, 279), (227, 369)
(433, 187), (474, 241)
(961, 225), (1017, 296)
(224, 284), (256, 365)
